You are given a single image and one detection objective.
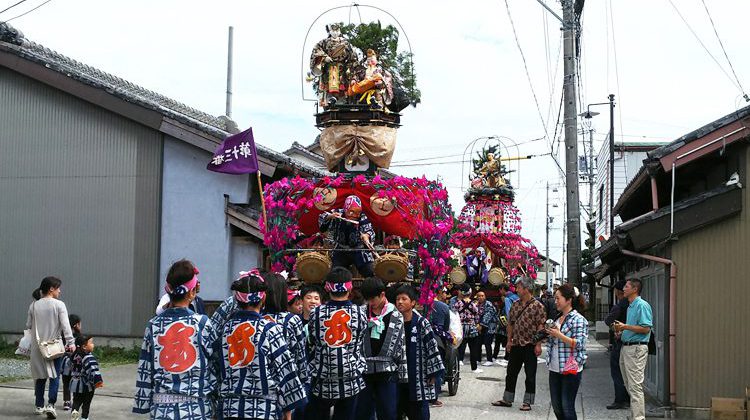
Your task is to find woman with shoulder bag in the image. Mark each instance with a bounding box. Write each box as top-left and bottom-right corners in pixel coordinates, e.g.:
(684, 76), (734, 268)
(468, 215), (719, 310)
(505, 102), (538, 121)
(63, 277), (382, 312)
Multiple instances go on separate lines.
(544, 283), (589, 420)
(26, 276), (76, 418)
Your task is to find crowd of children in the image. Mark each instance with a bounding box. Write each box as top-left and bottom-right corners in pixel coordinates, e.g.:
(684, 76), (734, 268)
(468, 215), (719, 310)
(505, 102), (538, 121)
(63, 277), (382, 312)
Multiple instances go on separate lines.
(132, 260), (445, 420)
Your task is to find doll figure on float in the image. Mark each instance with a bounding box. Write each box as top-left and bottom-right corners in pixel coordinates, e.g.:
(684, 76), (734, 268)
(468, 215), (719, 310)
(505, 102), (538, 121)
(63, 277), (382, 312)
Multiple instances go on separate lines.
(348, 49), (394, 110)
(310, 23), (358, 108)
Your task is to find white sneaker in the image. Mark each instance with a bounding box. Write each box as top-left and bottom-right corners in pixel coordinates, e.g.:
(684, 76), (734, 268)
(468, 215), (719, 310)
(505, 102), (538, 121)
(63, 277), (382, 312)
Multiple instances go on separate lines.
(494, 360), (504, 365)
(498, 360), (509, 367)
(471, 368), (484, 374)
(459, 361), (464, 366)
(71, 410), (80, 420)
(34, 406), (45, 415)
(481, 361), (494, 367)
(44, 404), (57, 419)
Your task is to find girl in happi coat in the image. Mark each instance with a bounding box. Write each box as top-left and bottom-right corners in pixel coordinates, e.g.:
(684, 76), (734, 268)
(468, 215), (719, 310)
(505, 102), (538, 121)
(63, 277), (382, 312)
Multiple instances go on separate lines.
(394, 285), (445, 420)
(306, 267), (368, 420)
(215, 270), (307, 420)
(133, 260), (218, 419)
(261, 273), (309, 419)
(70, 335), (103, 420)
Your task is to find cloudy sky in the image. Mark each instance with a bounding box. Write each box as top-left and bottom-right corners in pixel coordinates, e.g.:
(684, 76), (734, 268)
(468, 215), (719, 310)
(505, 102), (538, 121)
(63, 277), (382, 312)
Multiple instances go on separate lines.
(6, 0), (749, 273)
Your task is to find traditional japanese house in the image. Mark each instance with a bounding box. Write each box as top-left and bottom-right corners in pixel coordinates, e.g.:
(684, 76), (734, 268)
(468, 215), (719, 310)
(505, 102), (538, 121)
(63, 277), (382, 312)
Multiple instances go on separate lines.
(591, 104), (750, 414)
(0, 24), (324, 341)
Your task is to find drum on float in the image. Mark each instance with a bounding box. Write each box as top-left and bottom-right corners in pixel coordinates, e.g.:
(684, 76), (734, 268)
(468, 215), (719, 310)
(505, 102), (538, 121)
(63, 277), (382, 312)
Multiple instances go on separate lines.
(374, 252), (409, 282)
(296, 250), (332, 284)
(488, 267), (506, 286)
(449, 266), (467, 285)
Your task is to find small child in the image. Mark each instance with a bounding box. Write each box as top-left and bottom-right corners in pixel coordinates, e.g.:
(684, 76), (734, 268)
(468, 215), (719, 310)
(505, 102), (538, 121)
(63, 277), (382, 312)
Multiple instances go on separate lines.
(70, 335), (103, 420)
(62, 314), (82, 411)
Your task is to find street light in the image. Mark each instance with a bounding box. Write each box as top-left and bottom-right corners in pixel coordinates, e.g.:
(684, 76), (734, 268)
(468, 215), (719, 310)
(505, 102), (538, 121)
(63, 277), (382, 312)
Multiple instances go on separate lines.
(580, 94), (616, 234)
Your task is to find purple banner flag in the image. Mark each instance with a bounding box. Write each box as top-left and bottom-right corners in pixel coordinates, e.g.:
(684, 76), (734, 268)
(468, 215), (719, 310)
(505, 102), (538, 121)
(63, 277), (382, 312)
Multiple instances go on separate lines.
(206, 128), (259, 174)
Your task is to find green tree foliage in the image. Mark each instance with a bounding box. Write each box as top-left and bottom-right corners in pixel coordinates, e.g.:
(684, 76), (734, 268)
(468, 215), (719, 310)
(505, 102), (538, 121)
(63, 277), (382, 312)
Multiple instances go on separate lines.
(339, 21), (421, 106)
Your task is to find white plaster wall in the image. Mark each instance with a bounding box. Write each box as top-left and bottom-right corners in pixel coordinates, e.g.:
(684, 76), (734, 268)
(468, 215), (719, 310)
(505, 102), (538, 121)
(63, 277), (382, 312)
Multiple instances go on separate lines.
(159, 136), (251, 301)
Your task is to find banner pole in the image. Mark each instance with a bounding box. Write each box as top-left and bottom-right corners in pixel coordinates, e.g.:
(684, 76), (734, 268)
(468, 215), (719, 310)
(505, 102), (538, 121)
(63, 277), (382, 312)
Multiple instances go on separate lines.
(257, 172), (268, 223)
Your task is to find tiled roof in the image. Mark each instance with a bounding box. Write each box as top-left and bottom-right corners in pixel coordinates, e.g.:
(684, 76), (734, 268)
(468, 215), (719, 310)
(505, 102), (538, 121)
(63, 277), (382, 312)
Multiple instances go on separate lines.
(0, 23), (326, 176)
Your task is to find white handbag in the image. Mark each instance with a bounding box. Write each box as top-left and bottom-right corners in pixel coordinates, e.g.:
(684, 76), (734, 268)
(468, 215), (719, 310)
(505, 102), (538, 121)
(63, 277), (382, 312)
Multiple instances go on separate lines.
(32, 302), (65, 360)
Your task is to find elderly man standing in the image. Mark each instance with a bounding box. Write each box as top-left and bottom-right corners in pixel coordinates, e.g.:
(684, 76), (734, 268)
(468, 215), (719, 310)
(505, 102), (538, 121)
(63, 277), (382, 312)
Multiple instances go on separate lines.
(604, 279), (630, 410)
(613, 278), (653, 420)
(491, 276), (546, 412)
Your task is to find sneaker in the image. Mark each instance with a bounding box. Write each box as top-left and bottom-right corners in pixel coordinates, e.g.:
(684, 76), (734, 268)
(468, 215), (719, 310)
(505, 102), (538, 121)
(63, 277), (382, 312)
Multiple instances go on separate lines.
(482, 361), (494, 367)
(44, 404), (57, 419)
(459, 361), (464, 366)
(63, 401), (71, 411)
(498, 360), (509, 367)
(71, 410), (81, 420)
(34, 406), (45, 415)
(494, 360), (504, 365)
(471, 368), (484, 374)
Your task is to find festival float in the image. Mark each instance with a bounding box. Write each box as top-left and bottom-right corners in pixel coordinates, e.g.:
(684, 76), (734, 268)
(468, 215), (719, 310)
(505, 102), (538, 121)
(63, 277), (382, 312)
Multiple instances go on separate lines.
(260, 13), (453, 307)
(450, 143), (542, 288)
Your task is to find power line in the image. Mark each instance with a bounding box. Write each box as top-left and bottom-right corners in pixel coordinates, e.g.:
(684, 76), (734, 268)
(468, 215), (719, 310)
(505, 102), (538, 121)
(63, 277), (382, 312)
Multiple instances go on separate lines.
(666, 0), (743, 93)
(1, 0), (52, 23)
(391, 137), (546, 164)
(0, 0), (28, 15)
(390, 153), (552, 168)
(699, 0), (748, 101)
(608, 0), (625, 142)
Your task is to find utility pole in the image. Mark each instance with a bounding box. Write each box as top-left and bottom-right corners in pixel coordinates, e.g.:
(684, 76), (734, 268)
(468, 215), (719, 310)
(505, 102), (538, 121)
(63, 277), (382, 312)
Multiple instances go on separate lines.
(608, 93), (616, 234)
(546, 181), (551, 292)
(562, 0), (581, 286)
(225, 26), (234, 118)
(588, 128), (595, 217)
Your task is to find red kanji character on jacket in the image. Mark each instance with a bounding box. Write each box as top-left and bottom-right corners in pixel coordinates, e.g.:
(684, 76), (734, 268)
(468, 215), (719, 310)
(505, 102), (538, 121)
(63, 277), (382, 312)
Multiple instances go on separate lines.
(158, 322), (198, 374)
(227, 322), (256, 368)
(323, 309), (352, 348)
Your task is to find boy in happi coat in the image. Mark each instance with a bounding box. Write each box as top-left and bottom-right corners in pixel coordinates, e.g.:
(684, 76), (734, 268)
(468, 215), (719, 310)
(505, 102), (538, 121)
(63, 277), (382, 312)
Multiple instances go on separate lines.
(395, 285), (445, 420)
(355, 277), (407, 420)
(306, 267), (368, 420)
(215, 271), (307, 420)
(70, 335), (103, 420)
(133, 260), (218, 419)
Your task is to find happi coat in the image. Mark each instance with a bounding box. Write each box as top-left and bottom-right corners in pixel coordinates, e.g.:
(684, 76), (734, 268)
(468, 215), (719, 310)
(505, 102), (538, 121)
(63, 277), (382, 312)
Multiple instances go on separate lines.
(133, 308), (218, 419)
(215, 310), (307, 420)
(404, 311), (445, 402)
(262, 310), (309, 385)
(307, 300), (368, 399)
(70, 351), (103, 393)
(362, 304), (408, 381)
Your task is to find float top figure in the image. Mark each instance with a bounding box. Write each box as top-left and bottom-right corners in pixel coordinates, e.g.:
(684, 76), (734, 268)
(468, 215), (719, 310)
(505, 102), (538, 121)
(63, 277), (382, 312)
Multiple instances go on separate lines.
(310, 23), (358, 108)
(477, 153), (507, 188)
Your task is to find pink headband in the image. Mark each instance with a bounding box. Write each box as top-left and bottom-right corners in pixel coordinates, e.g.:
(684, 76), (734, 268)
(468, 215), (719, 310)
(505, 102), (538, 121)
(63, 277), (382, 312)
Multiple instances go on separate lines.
(287, 289), (301, 303)
(325, 281), (353, 293)
(165, 267), (199, 296)
(344, 195), (362, 211)
(235, 268), (265, 305)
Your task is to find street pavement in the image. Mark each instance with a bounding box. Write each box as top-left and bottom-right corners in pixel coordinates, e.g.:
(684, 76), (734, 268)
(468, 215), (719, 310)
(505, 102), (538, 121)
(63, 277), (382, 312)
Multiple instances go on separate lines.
(0, 338), (631, 419)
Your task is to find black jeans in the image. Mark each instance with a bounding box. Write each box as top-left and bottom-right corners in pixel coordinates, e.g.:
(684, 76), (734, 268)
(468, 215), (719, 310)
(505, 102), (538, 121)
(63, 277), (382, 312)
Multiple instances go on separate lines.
(610, 341), (630, 404)
(503, 344), (538, 405)
(457, 335), (482, 370)
(481, 333), (494, 362)
(62, 374), (72, 402)
(332, 251), (374, 277)
(72, 389), (95, 418)
(397, 384), (430, 420)
(493, 334), (508, 359)
(549, 371), (582, 419)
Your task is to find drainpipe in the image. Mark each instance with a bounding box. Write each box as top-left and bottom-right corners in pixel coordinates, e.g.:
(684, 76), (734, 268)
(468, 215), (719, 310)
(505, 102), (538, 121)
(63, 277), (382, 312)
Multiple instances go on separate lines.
(620, 249), (677, 411)
(670, 127), (747, 235)
(650, 175), (659, 211)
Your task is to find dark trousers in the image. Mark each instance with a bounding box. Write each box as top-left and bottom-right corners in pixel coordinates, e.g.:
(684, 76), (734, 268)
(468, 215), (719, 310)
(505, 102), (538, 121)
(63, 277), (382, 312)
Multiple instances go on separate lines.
(481, 333), (494, 361)
(397, 384), (430, 420)
(332, 251), (374, 277)
(34, 357), (62, 408)
(610, 341), (630, 404)
(72, 389), (95, 418)
(307, 393), (358, 420)
(503, 344), (538, 405)
(293, 383), (310, 420)
(354, 376), (397, 420)
(62, 374), (72, 402)
(493, 334), (508, 359)
(457, 335), (481, 370)
(549, 371), (582, 420)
